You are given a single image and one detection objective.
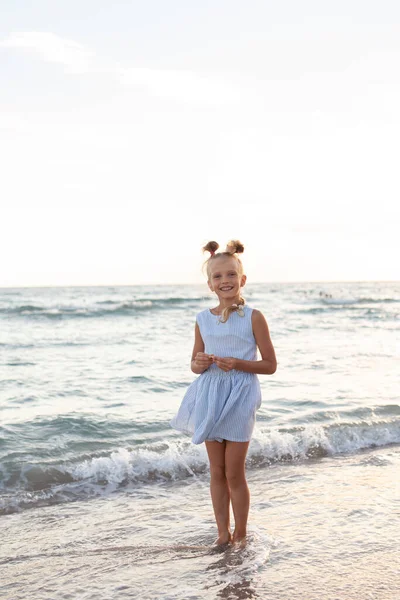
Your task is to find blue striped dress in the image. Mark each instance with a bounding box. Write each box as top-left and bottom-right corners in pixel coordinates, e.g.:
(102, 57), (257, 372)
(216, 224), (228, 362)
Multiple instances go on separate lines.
(170, 305), (262, 444)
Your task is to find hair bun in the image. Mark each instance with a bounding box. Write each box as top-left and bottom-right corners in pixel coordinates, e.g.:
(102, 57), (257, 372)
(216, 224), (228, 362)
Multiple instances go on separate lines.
(226, 240), (244, 255)
(203, 241), (219, 255)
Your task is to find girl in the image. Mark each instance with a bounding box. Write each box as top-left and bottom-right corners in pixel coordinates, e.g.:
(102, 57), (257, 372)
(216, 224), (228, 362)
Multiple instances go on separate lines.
(170, 240), (277, 547)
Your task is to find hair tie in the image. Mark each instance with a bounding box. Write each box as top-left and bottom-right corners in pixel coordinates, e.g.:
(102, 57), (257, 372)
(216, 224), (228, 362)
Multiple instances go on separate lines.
(231, 303), (245, 317)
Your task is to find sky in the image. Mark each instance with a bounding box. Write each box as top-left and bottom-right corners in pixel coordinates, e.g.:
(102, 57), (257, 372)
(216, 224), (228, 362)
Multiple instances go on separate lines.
(1, 0), (399, 286)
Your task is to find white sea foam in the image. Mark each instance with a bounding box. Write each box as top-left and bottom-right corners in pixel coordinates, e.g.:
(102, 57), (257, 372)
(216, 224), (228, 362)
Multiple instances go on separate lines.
(253, 420), (400, 462)
(66, 441), (209, 486)
(63, 420), (400, 487)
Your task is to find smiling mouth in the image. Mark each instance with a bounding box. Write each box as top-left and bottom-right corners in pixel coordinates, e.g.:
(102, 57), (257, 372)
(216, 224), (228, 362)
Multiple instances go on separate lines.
(220, 287), (234, 291)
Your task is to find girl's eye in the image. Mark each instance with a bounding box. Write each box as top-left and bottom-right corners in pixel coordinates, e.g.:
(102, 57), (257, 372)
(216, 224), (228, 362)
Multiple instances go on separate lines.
(213, 274), (221, 279)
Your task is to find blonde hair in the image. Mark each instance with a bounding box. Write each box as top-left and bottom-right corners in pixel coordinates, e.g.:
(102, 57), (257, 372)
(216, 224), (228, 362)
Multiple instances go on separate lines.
(202, 240), (245, 323)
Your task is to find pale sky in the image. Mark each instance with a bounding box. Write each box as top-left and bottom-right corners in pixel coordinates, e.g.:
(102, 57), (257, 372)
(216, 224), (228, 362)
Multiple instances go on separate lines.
(1, 1), (399, 286)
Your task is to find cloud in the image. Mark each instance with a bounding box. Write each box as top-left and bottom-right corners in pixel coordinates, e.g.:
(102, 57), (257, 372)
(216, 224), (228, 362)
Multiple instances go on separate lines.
(1, 31), (243, 106)
(0, 32), (95, 73)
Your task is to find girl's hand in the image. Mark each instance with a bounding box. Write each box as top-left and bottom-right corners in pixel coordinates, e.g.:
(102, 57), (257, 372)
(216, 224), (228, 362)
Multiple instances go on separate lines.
(193, 352), (214, 371)
(212, 356), (237, 372)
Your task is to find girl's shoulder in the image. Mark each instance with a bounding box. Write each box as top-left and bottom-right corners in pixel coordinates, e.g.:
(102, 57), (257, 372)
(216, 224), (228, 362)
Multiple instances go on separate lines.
(245, 304), (259, 317)
(249, 307), (270, 328)
(246, 305), (268, 321)
(246, 304), (265, 325)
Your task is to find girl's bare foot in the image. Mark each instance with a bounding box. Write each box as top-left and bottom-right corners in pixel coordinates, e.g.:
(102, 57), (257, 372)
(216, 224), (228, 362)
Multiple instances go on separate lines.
(215, 531), (232, 545)
(232, 530), (247, 548)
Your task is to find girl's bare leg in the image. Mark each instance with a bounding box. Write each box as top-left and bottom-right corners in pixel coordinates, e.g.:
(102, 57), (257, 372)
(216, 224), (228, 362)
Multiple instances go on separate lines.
(205, 440), (232, 544)
(225, 441), (250, 544)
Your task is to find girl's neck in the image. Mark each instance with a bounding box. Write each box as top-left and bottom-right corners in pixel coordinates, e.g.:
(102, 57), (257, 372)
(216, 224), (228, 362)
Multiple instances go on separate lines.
(215, 297), (243, 311)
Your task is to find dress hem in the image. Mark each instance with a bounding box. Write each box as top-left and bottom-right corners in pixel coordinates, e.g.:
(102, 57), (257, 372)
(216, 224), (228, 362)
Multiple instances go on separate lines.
(170, 422), (252, 444)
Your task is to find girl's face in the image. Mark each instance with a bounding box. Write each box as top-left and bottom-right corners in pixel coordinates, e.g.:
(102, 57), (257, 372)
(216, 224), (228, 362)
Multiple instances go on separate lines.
(207, 256), (246, 300)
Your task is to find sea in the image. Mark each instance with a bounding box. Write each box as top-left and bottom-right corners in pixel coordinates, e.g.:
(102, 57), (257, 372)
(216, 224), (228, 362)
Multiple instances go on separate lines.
(0, 282), (399, 600)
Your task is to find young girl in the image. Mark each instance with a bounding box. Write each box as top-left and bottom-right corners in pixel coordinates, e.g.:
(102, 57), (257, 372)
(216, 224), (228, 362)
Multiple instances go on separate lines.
(170, 240), (277, 547)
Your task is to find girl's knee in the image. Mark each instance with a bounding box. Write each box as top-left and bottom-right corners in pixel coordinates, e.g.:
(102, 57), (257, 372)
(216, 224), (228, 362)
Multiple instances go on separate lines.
(210, 465), (227, 482)
(226, 470), (246, 488)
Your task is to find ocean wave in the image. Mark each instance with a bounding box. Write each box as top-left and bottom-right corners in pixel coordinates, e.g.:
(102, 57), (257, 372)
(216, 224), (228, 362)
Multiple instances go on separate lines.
(0, 296), (206, 319)
(1, 418), (399, 515)
(320, 297), (400, 306)
(295, 303), (399, 317)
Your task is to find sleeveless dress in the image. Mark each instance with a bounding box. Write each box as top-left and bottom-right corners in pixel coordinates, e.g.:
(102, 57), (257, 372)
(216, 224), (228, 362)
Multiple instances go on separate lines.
(170, 305), (262, 444)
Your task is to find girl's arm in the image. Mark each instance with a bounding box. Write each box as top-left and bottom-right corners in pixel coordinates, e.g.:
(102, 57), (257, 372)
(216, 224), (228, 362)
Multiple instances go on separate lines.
(191, 322), (213, 374)
(212, 310), (277, 375)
